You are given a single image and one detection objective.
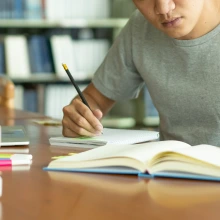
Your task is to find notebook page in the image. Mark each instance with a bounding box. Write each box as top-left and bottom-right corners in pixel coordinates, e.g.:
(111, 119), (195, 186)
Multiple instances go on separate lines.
(102, 128), (159, 145)
(49, 128), (159, 147)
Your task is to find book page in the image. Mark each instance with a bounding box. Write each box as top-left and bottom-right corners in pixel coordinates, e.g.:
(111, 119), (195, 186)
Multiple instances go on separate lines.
(147, 145), (220, 176)
(171, 144), (220, 167)
(50, 140), (190, 167)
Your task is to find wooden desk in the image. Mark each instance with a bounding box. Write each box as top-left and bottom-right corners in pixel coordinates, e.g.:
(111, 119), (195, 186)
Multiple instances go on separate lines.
(0, 106), (50, 126)
(1, 108), (220, 220)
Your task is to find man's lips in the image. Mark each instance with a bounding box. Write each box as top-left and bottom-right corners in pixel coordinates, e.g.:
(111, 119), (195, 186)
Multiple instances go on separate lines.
(162, 17), (180, 24)
(161, 17), (182, 28)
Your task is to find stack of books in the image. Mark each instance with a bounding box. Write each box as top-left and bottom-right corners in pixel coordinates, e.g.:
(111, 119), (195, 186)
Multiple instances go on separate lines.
(0, 153), (32, 171)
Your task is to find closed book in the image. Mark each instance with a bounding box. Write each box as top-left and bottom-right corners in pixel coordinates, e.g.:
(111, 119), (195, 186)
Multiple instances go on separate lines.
(4, 0), (13, 19)
(0, 146), (29, 154)
(50, 35), (76, 78)
(5, 35), (31, 78)
(13, 0), (25, 19)
(23, 88), (38, 112)
(24, 0), (42, 19)
(28, 35), (53, 73)
(0, 39), (5, 74)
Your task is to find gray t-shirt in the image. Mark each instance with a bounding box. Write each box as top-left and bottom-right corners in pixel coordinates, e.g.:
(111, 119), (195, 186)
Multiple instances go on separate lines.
(92, 10), (220, 146)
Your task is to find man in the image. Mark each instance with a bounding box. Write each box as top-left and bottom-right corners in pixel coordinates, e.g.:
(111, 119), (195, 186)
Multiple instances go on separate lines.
(62, 0), (220, 145)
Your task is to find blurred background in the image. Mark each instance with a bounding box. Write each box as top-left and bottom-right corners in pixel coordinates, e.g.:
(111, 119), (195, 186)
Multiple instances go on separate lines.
(0, 0), (159, 129)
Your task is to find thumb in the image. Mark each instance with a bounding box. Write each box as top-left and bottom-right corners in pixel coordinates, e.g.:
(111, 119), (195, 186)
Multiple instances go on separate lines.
(92, 109), (103, 120)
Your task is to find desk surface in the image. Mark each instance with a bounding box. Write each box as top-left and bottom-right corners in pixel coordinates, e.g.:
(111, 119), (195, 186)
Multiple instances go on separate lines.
(1, 108), (220, 220)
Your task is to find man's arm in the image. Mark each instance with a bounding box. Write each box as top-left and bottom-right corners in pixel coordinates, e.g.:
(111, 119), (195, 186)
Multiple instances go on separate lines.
(62, 82), (115, 137)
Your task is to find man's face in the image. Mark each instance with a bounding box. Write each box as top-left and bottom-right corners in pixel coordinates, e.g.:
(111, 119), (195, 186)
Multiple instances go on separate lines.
(132, 0), (218, 40)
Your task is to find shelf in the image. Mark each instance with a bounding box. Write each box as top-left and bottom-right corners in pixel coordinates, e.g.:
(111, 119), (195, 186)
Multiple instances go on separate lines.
(0, 18), (128, 29)
(11, 74), (91, 84)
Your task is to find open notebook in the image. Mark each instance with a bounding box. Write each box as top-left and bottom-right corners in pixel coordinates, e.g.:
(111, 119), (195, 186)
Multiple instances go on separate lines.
(49, 128), (159, 148)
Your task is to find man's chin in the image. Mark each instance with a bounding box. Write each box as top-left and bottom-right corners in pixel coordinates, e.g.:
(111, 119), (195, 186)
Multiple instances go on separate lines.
(163, 30), (188, 40)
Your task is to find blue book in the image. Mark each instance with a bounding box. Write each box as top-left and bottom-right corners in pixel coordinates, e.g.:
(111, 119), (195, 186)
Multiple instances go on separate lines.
(0, 41), (5, 74)
(23, 89), (38, 112)
(44, 139), (220, 182)
(13, 0), (25, 19)
(28, 35), (53, 73)
(0, 0), (6, 19)
(40, 36), (54, 73)
(4, 0), (14, 19)
(28, 35), (43, 73)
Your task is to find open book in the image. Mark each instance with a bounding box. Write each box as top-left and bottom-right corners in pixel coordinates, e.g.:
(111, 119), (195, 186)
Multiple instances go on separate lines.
(49, 128), (159, 148)
(44, 140), (220, 181)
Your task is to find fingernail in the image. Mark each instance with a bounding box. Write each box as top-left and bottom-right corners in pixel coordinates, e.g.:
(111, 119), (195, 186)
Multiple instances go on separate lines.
(95, 125), (103, 132)
(95, 131), (102, 135)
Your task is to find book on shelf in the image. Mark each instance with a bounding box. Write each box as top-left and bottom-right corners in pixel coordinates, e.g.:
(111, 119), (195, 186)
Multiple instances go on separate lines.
(45, 140), (220, 181)
(28, 35), (54, 74)
(24, 0), (42, 19)
(50, 35), (109, 80)
(49, 128), (159, 148)
(50, 35), (77, 79)
(45, 0), (111, 20)
(0, 39), (5, 74)
(75, 39), (109, 79)
(23, 88), (38, 112)
(14, 85), (24, 110)
(45, 84), (86, 119)
(28, 35), (44, 73)
(5, 35), (31, 78)
(13, 0), (25, 19)
(4, 0), (13, 19)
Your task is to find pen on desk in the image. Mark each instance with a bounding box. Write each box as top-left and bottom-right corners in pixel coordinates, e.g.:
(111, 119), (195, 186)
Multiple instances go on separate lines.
(62, 63), (91, 110)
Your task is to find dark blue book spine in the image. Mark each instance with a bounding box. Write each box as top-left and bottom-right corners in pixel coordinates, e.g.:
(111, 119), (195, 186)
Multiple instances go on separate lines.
(40, 36), (54, 73)
(0, 41), (6, 74)
(28, 35), (54, 73)
(28, 35), (44, 73)
(23, 89), (38, 112)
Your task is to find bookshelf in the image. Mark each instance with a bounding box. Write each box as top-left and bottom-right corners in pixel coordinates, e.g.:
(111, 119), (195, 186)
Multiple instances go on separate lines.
(0, 19), (128, 29)
(1, 0), (159, 128)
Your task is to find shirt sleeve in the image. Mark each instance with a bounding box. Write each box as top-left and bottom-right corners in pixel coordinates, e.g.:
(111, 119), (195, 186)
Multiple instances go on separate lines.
(92, 10), (145, 101)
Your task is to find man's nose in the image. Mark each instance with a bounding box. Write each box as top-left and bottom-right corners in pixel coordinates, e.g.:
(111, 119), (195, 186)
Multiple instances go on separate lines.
(155, 0), (175, 15)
